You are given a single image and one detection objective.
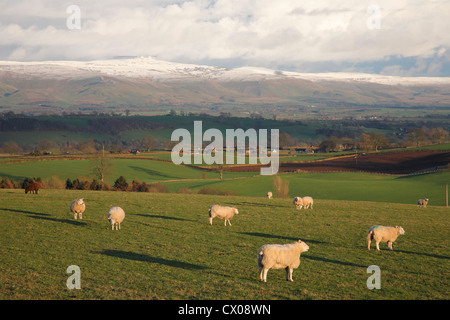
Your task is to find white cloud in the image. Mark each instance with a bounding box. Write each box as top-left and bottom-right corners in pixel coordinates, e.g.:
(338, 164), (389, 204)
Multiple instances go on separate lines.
(0, 0), (449, 76)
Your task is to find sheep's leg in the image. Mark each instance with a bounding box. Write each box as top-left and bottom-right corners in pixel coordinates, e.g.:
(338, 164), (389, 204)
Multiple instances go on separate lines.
(285, 267), (293, 281)
(209, 217), (213, 225)
(367, 238), (371, 250)
(228, 220), (232, 226)
(74, 213), (77, 220)
(388, 241), (393, 250)
(118, 222), (121, 230)
(376, 241), (380, 251)
(259, 268), (264, 282)
(262, 268), (268, 282)
(79, 213), (83, 220)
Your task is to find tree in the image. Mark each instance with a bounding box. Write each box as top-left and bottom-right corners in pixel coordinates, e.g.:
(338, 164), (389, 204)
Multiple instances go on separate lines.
(272, 175), (289, 198)
(358, 133), (372, 152)
(113, 176), (128, 191)
(140, 134), (157, 152)
(430, 127), (449, 144)
(65, 178), (74, 190)
(319, 136), (339, 152)
(369, 132), (389, 151)
(1, 141), (23, 154)
(91, 155), (113, 183)
(279, 132), (294, 148)
(408, 128), (426, 147)
(39, 139), (53, 151)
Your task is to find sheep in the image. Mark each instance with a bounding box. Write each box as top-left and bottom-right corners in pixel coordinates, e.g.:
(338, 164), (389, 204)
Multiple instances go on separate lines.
(293, 197), (303, 209)
(25, 182), (40, 194)
(301, 196), (314, 209)
(367, 225), (405, 251)
(267, 191), (273, 199)
(107, 207), (125, 230)
(417, 198), (429, 207)
(70, 198), (86, 220)
(257, 240), (309, 282)
(208, 205), (239, 226)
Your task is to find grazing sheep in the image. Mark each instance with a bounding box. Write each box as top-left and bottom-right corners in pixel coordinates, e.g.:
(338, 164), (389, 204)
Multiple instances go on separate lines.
(107, 207), (125, 230)
(25, 182), (40, 194)
(367, 225), (405, 251)
(208, 205), (239, 226)
(293, 197), (303, 209)
(417, 198), (429, 207)
(301, 196), (314, 209)
(267, 192), (273, 199)
(70, 198), (86, 220)
(257, 240), (309, 282)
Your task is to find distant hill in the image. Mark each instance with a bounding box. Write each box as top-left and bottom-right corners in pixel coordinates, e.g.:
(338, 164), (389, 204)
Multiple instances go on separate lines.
(1, 57), (450, 114)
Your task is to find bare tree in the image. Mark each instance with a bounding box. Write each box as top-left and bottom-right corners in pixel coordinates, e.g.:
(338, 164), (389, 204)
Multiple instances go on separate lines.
(140, 134), (157, 152)
(91, 155), (114, 183)
(273, 175), (289, 198)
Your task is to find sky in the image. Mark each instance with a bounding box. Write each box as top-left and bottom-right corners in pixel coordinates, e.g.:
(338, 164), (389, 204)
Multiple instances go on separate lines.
(1, 0), (449, 76)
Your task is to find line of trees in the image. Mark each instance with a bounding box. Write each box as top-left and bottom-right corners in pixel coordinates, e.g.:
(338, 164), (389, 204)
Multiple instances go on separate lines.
(317, 127), (449, 152)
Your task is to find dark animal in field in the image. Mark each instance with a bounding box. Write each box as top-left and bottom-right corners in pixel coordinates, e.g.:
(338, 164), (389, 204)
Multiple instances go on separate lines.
(25, 182), (40, 194)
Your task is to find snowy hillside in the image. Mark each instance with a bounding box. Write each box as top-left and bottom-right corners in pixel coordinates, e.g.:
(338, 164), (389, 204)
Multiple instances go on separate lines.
(1, 56), (450, 85)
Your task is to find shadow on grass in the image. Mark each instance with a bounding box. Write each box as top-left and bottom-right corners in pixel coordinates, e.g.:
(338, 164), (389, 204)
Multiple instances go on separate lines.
(1, 207), (87, 226)
(129, 166), (177, 179)
(95, 249), (208, 270)
(135, 213), (194, 222)
(230, 201), (287, 209)
(395, 249), (449, 260)
(302, 255), (366, 268)
(0, 207), (50, 216)
(28, 215), (87, 226)
(239, 232), (324, 244)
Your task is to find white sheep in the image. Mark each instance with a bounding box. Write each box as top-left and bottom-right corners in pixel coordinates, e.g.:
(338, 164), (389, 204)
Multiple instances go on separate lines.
(267, 192), (273, 199)
(208, 205), (239, 226)
(70, 198), (85, 220)
(417, 198), (429, 207)
(293, 197), (303, 209)
(367, 225), (405, 251)
(257, 240), (309, 282)
(301, 196), (314, 209)
(107, 207), (125, 230)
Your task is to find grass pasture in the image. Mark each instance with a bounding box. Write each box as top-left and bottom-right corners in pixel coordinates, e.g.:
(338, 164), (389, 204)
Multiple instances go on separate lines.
(0, 189), (448, 300)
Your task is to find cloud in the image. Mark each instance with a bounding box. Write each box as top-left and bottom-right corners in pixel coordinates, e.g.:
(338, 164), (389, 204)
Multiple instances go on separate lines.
(0, 0), (449, 76)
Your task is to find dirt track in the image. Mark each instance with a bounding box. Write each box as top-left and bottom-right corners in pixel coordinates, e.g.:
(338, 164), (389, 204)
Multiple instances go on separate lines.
(224, 151), (450, 175)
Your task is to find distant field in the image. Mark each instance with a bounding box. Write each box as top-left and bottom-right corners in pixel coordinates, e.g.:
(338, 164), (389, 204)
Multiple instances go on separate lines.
(0, 189), (448, 300)
(0, 157), (255, 184)
(162, 171), (450, 206)
(1, 155), (448, 206)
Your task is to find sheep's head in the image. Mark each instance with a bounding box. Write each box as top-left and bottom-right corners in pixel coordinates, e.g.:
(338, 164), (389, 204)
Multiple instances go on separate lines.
(396, 226), (405, 235)
(77, 198), (84, 205)
(297, 240), (309, 253)
(234, 208), (239, 214)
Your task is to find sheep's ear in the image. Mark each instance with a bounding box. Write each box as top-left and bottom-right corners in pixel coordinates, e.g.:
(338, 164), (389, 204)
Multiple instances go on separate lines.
(298, 240), (302, 243)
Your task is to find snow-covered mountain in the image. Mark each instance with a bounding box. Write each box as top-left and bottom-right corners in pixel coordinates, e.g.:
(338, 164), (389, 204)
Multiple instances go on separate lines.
(2, 56), (450, 85)
(1, 56), (449, 113)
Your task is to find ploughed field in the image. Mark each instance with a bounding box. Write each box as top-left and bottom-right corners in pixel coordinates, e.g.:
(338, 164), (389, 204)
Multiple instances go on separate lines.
(1, 189), (448, 300)
(225, 151), (450, 174)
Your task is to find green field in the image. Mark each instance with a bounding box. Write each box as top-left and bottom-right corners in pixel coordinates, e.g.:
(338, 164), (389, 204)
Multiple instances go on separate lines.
(1, 156), (449, 206)
(0, 189), (448, 300)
